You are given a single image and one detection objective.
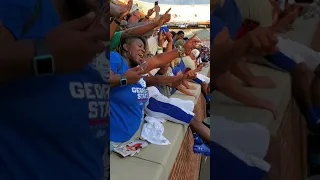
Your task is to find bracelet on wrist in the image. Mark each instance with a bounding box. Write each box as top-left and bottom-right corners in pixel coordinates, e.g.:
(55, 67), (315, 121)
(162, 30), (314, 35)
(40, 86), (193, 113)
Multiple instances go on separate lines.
(114, 19), (121, 26)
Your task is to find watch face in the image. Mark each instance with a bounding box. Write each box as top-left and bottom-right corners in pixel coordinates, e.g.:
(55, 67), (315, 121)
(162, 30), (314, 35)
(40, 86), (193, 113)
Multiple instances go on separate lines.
(120, 78), (127, 86)
(36, 56), (54, 74)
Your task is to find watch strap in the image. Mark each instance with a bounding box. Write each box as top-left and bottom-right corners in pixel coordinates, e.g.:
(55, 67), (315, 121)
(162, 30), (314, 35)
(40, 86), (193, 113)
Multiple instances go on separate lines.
(33, 39), (55, 75)
(33, 39), (48, 56)
(120, 74), (127, 86)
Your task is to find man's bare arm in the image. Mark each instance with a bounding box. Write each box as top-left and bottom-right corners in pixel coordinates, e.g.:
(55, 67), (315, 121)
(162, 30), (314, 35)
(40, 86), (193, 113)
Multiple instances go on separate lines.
(211, 39), (249, 78)
(121, 21), (157, 38)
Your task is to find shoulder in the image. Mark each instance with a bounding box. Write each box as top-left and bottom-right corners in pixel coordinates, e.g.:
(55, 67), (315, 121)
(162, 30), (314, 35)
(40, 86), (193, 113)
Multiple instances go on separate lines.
(110, 51), (126, 73)
(111, 31), (123, 41)
(211, 16), (230, 42)
(0, 0), (37, 38)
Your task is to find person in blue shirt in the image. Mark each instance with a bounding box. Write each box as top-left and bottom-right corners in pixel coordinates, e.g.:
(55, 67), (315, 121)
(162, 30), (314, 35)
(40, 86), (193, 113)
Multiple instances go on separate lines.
(212, 0), (243, 40)
(110, 35), (210, 146)
(0, 0), (109, 179)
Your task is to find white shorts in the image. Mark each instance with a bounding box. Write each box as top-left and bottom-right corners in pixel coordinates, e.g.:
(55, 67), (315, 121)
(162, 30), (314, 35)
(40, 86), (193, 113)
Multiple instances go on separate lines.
(277, 36), (320, 71)
(211, 115), (271, 172)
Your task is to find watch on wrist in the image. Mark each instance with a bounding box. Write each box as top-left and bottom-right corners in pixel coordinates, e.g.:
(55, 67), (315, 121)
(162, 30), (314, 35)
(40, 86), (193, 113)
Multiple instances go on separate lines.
(33, 39), (55, 75)
(114, 19), (121, 26)
(120, 74), (127, 86)
(145, 15), (149, 19)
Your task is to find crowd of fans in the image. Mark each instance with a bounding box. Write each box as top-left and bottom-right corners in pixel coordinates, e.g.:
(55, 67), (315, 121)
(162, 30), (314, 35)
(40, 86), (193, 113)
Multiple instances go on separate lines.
(110, 0), (211, 157)
(211, 0), (320, 179)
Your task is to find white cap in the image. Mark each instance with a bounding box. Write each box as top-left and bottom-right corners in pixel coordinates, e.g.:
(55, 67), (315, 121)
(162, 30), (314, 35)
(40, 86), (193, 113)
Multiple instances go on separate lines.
(130, 3), (142, 14)
(191, 49), (200, 58)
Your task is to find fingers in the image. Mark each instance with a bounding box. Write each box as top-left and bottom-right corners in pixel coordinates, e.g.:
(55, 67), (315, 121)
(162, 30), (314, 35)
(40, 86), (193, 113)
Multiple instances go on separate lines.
(67, 12), (96, 30)
(131, 66), (144, 73)
(165, 8), (171, 14)
(189, 33), (198, 40)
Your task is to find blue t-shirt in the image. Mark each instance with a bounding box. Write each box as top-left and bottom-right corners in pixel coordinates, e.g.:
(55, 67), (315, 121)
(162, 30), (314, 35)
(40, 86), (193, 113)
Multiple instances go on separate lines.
(213, 0), (243, 39)
(211, 16), (228, 42)
(0, 1), (109, 180)
(110, 52), (149, 142)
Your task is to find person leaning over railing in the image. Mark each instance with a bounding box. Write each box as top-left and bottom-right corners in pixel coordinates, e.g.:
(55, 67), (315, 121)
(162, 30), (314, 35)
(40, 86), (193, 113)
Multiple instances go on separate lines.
(109, 34), (210, 149)
(110, 5), (171, 51)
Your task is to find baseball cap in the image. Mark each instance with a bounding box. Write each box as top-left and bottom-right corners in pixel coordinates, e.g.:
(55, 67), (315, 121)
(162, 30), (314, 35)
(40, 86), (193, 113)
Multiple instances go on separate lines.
(191, 49), (200, 58)
(130, 3), (142, 14)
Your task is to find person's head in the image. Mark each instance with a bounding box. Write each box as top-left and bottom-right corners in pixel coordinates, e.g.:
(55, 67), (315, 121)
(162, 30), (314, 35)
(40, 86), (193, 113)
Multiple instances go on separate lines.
(128, 3), (141, 22)
(190, 49), (200, 60)
(64, 0), (100, 20)
(170, 31), (176, 39)
(119, 36), (147, 67)
(176, 31), (185, 40)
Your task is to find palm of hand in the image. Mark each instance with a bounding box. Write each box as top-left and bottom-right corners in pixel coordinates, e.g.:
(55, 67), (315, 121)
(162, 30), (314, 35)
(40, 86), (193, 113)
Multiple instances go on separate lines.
(155, 5), (160, 12)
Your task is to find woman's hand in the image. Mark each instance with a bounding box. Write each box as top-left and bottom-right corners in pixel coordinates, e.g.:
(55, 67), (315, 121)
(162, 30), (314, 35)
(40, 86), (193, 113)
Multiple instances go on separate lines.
(183, 70), (197, 80)
(45, 12), (107, 73)
(116, 0), (132, 21)
(158, 30), (165, 47)
(124, 66), (144, 84)
(155, 8), (171, 26)
(155, 5), (160, 13)
(166, 32), (173, 43)
(147, 7), (155, 17)
(241, 27), (278, 56)
(183, 33), (200, 52)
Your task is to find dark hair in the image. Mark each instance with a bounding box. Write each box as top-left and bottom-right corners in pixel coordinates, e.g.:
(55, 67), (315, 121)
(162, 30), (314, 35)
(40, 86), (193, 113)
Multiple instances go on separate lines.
(183, 37), (189, 41)
(118, 36), (148, 53)
(177, 31), (184, 35)
(170, 31), (176, 37)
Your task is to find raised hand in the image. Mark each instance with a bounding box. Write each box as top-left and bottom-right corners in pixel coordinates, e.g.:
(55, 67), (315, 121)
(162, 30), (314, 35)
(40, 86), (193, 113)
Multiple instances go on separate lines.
(183, 33), (201, 52)
(124, 66), (144, 84)
(45, 12), (107, 73)
(155, 8), (171, 26)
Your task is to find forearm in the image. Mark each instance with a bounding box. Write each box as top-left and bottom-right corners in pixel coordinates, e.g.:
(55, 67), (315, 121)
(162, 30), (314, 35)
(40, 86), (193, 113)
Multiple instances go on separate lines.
(154, 12), (160, 21)
(211, 39), (249, 78)
(165, 41), (173, 52)
(217, 80), (270, 108)
(110, 74), (122, 88)
(144, 49), (179, 73)
(122, 21), (157, 38)
(190, 118), (210, 142)
(177, 85), (194, 96)
(145, 75), (181, 86)
(183, 79), (193, 88)
(0, 40), (35, 83)
(110, 20), (119, 40)
(311, 22), (320, 51)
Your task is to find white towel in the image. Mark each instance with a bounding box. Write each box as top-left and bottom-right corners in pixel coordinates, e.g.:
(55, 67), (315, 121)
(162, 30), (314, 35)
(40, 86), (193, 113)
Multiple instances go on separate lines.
(211, 115), (271, 172)
(141, 116), (170, 145)
(277, 36), (320, 71)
